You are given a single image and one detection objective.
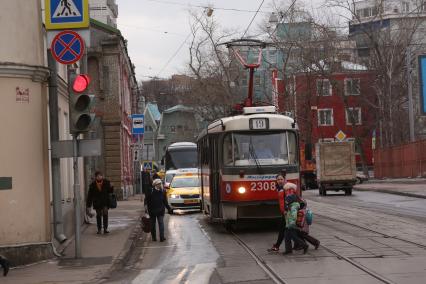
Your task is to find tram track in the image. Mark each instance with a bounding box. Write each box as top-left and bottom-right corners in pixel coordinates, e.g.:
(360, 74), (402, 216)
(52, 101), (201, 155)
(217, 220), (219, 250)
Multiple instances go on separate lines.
(316, 213), (426, 250)
(230, 230), (288, 284)
(230, 223), (400, 284)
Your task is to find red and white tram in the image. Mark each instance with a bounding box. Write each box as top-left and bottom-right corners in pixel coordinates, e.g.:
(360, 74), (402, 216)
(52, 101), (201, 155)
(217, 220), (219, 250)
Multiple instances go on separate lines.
(197, 106), (300, 224)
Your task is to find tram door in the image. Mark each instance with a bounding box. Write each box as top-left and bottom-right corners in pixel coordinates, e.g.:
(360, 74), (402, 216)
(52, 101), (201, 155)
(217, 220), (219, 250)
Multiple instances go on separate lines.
(209, 135), (222, 218)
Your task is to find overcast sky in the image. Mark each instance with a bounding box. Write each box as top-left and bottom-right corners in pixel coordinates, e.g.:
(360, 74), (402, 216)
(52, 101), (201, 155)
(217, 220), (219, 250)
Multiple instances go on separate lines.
(116, 0), (332, 81)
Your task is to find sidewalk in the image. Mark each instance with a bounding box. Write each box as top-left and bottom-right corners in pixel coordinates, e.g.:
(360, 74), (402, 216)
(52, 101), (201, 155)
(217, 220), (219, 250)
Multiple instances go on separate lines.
(2, 195), (144, 284)
(354, 178), (426, 199)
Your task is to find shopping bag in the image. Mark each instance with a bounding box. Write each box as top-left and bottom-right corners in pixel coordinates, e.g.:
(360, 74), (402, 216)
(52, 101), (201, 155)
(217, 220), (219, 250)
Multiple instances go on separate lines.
(109, 193), (117, 209)
(141, 214), (151, 233)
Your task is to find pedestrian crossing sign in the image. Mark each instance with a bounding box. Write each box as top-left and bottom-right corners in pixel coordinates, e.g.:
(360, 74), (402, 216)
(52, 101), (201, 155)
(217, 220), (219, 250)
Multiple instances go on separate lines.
(45, 0), (89, 30)
(143, 161), (153, 171)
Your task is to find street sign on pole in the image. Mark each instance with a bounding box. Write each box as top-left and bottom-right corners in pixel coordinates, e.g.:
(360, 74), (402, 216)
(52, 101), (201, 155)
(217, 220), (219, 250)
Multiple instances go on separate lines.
(51, 30), (85, 65)
(132, 114), (145, 135)
(142, 161), (153, 171)
(45, 0), (89, 30)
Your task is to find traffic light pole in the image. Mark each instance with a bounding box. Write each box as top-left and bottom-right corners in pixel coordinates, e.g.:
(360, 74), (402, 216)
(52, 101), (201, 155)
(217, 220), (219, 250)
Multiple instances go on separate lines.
(68, 66), (82, 258)
(73, 134), (82, 258)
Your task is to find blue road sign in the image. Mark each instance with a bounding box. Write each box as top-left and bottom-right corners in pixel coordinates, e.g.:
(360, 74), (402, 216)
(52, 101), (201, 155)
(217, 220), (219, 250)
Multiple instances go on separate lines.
(419, 55), (426, 115)
(132, 114), (145, 135)
(51, 30), (84, 65)
(143, 161), (153, 171)
(45, 0), (89, 30)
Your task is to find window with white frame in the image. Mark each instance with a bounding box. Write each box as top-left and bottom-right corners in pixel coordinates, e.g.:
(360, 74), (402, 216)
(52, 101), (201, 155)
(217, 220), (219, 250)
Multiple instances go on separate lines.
(318, 109), (333, 126)
(402, 2), (410, 13)
(346, 107), (362, 125)
(316, 79), (331, 96)
(345, 78), (360, 95)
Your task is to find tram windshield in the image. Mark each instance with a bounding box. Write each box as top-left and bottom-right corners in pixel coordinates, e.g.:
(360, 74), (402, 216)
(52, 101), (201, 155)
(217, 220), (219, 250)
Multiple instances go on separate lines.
(223, 132), (297, 166)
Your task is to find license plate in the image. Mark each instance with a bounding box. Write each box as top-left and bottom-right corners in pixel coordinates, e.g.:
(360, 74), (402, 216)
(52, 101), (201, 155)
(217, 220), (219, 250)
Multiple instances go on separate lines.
(184, 199), (198, 204)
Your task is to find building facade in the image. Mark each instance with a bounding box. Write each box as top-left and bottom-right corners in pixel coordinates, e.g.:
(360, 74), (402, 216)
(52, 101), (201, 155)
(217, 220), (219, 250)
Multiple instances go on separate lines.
(282, 62), (376, 166)
(156, 105), (199, 162)
(88, 19), (138, 199)
(0, 0), (53, 265)
(89, 0), (118, 28)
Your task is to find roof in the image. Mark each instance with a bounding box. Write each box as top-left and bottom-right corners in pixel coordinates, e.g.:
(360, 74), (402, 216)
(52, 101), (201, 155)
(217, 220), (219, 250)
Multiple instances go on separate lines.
(146, 103), (161, 121)
(163, 105), (194, 114)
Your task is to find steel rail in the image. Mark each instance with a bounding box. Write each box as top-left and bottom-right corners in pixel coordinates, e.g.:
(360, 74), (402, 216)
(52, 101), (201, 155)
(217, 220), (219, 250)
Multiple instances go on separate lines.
(231, 231), (287, 284)
(319, 243), (397, 284)
(316, 213), (426, 249)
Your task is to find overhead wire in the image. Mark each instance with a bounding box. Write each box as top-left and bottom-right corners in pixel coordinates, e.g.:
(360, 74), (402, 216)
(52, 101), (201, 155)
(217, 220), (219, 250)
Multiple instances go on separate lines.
(144, 0), (270, 14)
(156, 32), (192, 77)
(241, 0), (266, 38)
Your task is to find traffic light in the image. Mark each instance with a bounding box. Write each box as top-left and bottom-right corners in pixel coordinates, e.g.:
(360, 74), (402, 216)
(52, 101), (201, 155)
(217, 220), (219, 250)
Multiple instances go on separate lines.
(69, 73), (95, 135)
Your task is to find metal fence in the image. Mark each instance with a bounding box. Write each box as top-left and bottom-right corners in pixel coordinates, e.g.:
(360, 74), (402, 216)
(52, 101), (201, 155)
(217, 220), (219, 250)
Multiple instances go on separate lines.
(374, 139), (426, 178)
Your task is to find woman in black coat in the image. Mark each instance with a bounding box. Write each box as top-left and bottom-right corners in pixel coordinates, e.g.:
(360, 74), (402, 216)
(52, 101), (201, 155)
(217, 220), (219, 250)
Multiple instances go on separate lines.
(87, 171), (114, 234)
(144, 179), (172, 242)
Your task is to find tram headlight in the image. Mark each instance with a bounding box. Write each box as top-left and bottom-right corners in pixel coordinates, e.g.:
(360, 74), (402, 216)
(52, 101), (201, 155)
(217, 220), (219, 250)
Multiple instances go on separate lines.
(238, 187), (246, 194)
(170, 194), (179, 199)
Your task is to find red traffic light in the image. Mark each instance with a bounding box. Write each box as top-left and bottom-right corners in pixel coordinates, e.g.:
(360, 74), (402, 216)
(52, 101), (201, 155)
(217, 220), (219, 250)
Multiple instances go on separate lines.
(72, 74), (90, 93)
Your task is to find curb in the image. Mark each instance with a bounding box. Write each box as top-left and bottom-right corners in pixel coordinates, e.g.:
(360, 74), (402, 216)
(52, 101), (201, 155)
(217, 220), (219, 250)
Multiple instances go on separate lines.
(354, 187), (426, 199)
(366, 179), (426, 185)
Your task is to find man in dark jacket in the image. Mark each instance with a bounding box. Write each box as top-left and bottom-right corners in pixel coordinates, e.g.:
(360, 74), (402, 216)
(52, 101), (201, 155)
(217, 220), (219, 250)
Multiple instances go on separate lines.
(141, 168), (152, 195)
(144, 179), (172, 242)
(87, 171), (114, 234)
(0, 255), (9, 276)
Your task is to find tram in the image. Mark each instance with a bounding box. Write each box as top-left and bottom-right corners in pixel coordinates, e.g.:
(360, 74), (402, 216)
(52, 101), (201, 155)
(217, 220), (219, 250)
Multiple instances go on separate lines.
(197, 106), (300, 224)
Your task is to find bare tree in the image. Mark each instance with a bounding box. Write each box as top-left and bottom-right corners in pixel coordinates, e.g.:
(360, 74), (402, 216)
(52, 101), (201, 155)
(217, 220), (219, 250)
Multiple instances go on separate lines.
(186, 11), (241, 121)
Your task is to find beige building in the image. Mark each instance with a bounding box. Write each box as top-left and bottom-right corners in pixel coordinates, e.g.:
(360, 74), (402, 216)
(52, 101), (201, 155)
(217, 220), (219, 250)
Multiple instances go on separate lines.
(0, 0), (86, 265)
(0, 1), (51, 264)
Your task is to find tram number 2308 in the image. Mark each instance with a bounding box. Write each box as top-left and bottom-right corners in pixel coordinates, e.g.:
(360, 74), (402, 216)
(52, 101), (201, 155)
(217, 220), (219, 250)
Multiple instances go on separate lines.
(250, 181), (276, 191)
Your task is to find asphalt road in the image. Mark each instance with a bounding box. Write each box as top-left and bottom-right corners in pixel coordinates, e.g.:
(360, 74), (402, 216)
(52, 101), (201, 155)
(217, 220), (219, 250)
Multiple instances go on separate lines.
(303, 189), (426, 221)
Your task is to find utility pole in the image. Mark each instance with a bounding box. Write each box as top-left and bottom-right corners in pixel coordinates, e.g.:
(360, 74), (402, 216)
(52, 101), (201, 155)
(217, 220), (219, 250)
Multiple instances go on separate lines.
(406, 49), (415, 142)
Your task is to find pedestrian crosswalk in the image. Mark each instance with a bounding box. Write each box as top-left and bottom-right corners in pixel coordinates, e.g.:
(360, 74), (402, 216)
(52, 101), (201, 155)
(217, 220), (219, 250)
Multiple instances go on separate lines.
(131, 262), (216, 284)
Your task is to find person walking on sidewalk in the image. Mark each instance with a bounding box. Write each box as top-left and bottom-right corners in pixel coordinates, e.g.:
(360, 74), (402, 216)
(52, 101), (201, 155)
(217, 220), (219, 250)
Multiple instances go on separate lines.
(0, 255), (10, 276)
(87, 171), (114, 234)
(145, 179), (173, 242)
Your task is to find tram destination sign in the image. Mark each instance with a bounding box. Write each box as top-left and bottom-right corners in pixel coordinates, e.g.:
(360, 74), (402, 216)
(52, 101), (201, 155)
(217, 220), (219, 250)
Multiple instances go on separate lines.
(249, 118), (269, 130)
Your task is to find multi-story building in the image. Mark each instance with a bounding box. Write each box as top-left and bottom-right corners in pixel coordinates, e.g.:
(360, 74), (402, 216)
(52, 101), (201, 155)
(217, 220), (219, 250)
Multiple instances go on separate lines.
(156, 105), (199, 162)
(89, 0), (118, 28)
(349, 0), (426, 139)
(282, 61), (377, 166)
(88, 19), (139, 199)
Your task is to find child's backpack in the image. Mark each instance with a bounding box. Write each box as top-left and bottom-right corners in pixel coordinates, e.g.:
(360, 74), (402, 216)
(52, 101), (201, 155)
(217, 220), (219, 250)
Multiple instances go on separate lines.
(296, 208), (306, 227)
(305, 208), (313, 225)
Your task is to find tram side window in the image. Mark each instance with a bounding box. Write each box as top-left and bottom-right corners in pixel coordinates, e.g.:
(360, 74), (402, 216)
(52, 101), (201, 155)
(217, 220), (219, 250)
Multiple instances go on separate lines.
(288, 132), (297, 164)
(223, 135), (233, 165)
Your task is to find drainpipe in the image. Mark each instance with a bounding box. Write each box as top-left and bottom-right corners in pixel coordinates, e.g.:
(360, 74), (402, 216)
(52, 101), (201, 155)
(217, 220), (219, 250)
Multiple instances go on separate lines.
(48, 52), (67, 244)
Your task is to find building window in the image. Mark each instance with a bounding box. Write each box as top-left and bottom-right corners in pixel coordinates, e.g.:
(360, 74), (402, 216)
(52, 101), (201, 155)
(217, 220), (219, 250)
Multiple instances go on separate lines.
(345, 78), (360, 95)
(402, 2), (410, 13)
(268, 49), (277, 63)
(316, 79), (331, 96)
(170, 126), (176, 133)
(318, 109), (334, 126)
(346, 107), (362, 125)
(241, 77), (247, 86)
(255, 74), (261, 86)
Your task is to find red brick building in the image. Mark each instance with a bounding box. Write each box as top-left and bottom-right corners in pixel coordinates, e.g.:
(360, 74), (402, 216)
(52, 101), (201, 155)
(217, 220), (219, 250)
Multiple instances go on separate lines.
(280, 62), (376, 166)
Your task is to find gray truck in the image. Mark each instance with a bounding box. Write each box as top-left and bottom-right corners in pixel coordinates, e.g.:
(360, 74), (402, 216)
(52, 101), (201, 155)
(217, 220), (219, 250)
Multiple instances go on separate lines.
(316, 141), (357, 196)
